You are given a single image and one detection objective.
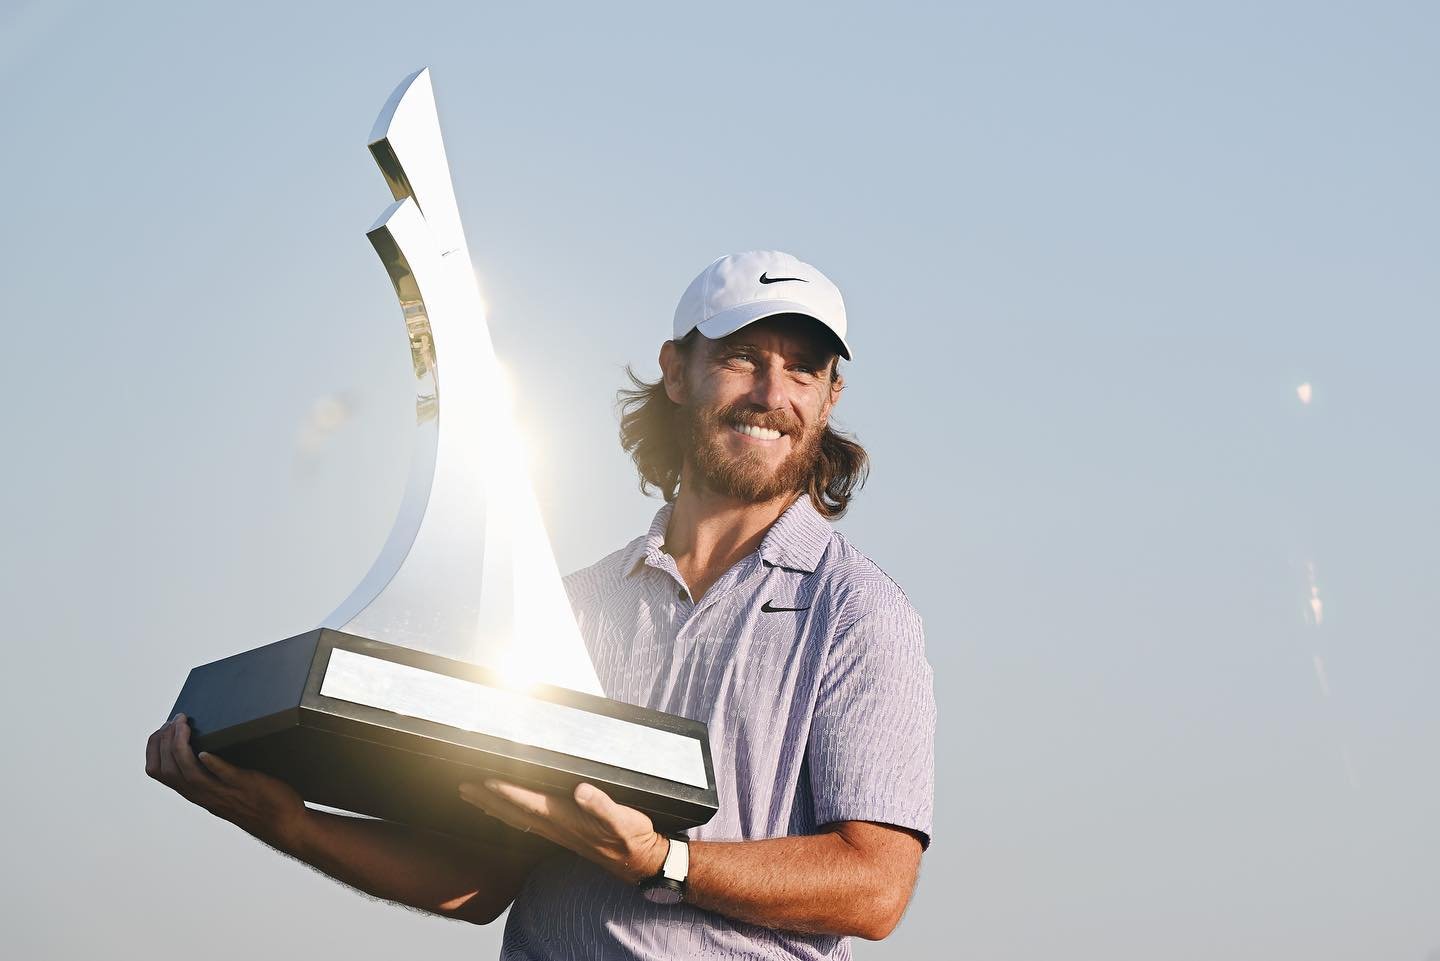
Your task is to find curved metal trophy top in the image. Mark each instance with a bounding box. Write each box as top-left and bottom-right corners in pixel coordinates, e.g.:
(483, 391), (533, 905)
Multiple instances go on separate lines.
(322, 68), (602, 696)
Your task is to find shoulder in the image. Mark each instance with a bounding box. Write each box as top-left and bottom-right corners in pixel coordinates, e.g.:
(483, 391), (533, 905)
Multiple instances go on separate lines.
(561, 538), (643, 608)
(811, 530), (924, 641)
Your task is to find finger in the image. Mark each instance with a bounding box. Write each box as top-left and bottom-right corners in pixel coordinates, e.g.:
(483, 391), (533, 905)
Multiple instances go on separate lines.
(458, 781), (537, 818)
(171, 718), (218, 790)
(573, 782), (654, 840)
(145, 727), (162, 779)
(484, 779), (558, 820)
(573, 782), (617, 820)
(457, 782), (493, 811)
(459, 784), (550, 837)
(157, 717), (183, 786)
(197, 750), (242, 786)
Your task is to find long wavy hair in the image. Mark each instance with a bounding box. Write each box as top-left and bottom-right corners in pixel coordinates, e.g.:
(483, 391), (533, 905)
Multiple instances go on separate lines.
(617, 331), (870, 519)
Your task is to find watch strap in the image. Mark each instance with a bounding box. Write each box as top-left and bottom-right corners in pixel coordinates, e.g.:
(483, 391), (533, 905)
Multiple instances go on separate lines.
(660, 836), (690, 884)
(638, 836), (689, 904)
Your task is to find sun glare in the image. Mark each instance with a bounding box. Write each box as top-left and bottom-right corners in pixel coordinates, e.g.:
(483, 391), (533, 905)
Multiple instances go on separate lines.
(475, 358), (598, 695)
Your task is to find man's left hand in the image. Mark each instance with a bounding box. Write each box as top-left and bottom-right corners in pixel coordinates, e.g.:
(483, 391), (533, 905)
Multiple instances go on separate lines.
(459, 779), (668, 885)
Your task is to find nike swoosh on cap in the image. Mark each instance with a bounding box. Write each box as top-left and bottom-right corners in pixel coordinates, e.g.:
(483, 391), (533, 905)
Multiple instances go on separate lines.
(758, 272), (808, 285)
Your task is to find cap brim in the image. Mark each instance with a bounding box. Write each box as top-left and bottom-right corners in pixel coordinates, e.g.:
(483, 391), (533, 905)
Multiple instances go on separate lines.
(693, 300), (853, 360)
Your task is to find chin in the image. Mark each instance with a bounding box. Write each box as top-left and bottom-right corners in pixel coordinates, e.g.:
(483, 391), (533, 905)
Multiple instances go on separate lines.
(688, 421), (818, 504)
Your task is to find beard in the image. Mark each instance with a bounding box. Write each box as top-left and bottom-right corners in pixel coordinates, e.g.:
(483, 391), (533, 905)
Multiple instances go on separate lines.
(680, 399), (824, 503)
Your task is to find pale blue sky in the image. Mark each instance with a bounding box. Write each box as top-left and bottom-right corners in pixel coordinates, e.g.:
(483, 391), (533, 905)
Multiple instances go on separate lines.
(2, 1), (1437, 958)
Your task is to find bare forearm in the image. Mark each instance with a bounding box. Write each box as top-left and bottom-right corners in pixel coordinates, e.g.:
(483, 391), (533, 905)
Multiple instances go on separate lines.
(145, 716), (535, 925)
(277, 808), (537, 924)
(685, 829), (917, 940)
(459, 779), (923, 941)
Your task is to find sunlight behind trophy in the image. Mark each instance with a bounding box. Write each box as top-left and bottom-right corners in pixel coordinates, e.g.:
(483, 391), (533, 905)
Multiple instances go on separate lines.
(168, 69), (717, 842)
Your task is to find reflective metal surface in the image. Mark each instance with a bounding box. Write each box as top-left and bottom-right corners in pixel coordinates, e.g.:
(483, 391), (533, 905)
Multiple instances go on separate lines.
(320, 649), (710, 789)
(322, 69), (601, 695)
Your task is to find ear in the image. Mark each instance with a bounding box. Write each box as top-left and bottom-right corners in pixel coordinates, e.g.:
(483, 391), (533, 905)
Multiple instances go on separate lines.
(659, 340), (687, 405)
(824, 367), (844, 416)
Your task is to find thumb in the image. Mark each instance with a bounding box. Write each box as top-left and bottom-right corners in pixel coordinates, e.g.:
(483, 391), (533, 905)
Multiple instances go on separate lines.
(573, 782), (616, 819)
(197, 750), (241, 785)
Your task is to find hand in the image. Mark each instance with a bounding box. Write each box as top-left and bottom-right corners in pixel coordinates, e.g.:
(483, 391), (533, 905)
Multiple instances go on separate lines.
(458, 779), (668, 885)
(144, 713), (308, 851)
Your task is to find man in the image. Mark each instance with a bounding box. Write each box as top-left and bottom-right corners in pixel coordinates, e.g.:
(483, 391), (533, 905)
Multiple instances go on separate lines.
(146, 250), (935, 960)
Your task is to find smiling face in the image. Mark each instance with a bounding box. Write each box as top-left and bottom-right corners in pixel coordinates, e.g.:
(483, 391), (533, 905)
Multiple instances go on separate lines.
(660, 314), (844, 505)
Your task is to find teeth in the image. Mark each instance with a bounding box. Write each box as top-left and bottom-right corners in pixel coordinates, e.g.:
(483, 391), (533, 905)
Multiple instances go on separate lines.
(733, 423), (782, 440)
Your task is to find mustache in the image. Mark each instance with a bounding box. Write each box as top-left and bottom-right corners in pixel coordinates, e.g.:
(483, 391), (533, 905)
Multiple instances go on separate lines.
(713, 403), (801, 436)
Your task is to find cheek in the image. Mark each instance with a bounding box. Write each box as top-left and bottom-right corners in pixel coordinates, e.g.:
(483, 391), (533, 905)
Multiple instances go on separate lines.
(701, 376), (753, 411)
(798, 389), (832, 424)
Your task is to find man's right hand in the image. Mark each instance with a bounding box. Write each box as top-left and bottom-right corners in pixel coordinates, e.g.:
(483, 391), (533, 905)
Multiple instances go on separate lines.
(144, 712), (540, 924)
(144, 713), (308, 852)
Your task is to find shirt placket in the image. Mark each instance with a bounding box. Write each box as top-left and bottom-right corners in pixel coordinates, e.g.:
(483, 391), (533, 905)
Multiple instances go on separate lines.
(645, 553), (755, 708)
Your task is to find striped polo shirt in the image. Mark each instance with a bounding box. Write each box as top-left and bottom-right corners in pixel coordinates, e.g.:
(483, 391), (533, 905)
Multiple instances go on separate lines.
(501, 496), (936, 960)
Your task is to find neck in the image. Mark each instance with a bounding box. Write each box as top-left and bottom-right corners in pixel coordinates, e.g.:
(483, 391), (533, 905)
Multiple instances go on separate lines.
(663, 470), (800, 601)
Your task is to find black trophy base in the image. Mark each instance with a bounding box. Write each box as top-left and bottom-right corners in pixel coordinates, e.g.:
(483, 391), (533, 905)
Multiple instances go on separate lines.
(169, 628), (718, 843)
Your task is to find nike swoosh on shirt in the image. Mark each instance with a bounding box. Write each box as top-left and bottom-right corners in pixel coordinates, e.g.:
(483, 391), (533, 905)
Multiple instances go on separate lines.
(761, 600), (811, 613)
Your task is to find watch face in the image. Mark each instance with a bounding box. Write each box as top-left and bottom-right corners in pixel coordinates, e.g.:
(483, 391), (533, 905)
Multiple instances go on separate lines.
(641, 881), (684, 905)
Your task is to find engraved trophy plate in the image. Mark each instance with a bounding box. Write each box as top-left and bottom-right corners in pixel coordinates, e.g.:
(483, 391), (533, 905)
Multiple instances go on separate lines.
(167, 69), (718, 841)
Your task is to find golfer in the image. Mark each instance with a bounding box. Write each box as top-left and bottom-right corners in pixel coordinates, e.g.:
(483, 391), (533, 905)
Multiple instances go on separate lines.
(146, 250), (936, 960)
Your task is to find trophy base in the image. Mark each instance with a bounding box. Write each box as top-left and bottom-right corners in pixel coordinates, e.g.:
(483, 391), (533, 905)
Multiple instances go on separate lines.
(169, 629), (718, 842)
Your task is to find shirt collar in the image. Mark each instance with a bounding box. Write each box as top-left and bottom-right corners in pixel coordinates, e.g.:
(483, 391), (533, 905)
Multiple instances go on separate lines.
(625, 495), (833, 578)
(757, 496), (833, 574)
(623, 501), (675, 577)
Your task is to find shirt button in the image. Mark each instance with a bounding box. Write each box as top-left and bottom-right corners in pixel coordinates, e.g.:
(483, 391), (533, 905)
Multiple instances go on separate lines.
(677, 589), (687, 601)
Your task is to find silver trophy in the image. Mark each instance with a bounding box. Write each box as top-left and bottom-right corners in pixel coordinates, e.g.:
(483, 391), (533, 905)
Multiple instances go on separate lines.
(168, 69), (717, 841)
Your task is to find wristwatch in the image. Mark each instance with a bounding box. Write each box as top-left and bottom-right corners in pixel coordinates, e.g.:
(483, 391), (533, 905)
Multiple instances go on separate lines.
(639, 836), (689, 904)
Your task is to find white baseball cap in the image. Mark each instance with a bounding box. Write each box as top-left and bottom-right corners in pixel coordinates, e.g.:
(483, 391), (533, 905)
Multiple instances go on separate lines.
(672, 250), (852, 360)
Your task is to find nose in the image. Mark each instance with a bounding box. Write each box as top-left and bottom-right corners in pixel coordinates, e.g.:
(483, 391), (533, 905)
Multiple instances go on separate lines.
(746, 361), (788, 411)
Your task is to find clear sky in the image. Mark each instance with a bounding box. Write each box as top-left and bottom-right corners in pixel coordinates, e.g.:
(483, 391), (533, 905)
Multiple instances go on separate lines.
(3, 1), (1437, 958)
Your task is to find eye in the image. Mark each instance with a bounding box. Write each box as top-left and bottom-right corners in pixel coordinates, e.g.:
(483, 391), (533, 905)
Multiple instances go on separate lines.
(788, 361), (823, 379)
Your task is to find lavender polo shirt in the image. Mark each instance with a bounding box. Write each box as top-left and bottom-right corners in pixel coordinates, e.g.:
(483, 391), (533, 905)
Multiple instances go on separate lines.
(500, 497), (936, 960)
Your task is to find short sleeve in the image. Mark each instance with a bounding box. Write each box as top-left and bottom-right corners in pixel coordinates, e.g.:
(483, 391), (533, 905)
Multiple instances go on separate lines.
(807, 601), (936, 847)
